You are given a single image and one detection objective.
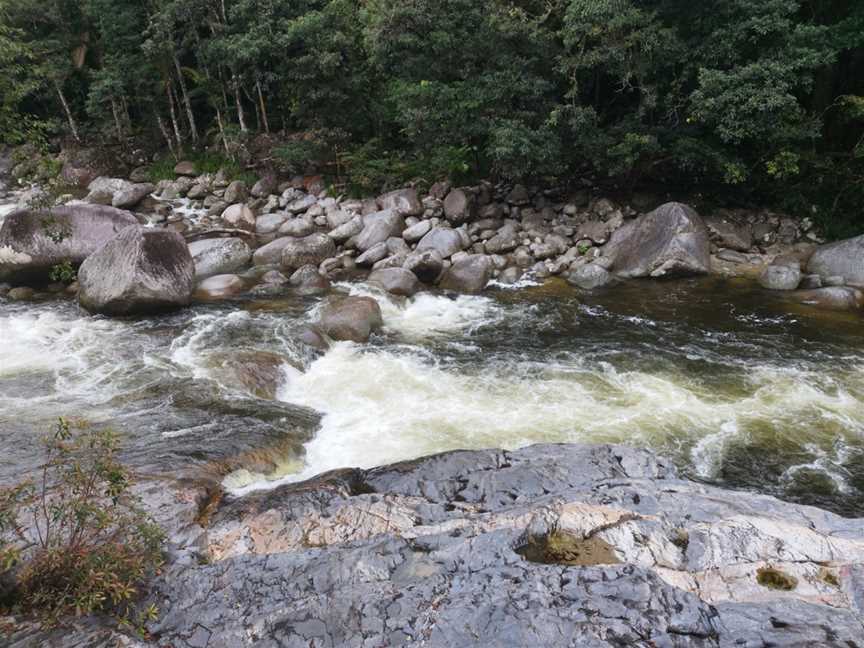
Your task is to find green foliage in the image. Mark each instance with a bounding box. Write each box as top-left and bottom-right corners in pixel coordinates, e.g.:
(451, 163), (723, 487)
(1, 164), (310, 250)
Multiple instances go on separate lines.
(0, 419), (164, 624)
(48, 261), (76, 284)
(0, 0), (862, 227)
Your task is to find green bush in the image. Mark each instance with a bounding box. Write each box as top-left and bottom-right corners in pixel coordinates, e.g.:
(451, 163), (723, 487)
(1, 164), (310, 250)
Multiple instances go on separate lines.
(0, 419), (164, 625)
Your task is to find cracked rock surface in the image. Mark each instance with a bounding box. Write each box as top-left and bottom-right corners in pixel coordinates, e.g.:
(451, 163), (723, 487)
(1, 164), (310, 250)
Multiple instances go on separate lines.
(7, 444), (864, 647)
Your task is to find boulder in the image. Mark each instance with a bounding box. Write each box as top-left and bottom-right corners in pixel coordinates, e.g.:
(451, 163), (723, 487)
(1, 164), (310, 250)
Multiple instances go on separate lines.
(221, 204), (256, 232)
(416, 227), (464, 259)
(568, 263), (612, 290)
(281, 233), (336, 270)
(758, 264), (801, 291)
(443, 188), (475, 224)
(354, 209), (405, 252)
(0, 204), (138, 281)
(223, 180), (248, 204)
(256, 213), (288, 235)
(807, 234), (864, 287)
(188, 238), (252, 279)
(378, 188), (423, 217)
(484, 225), (519, 254)
(289, 265), (331, 296)
(174, 160), (197, 176)
(195, 274), (246, 299)
(77, 226), (194, 315)
(279, 218), (315, 238)
(355, 242), (389, 267)
(706, 215), (753, 252)
(251, 175), (278, 199)
(317, 296), (383, 342)
(605, 202), (711, 278)
(404, 250), (444, 283)
(252, 237), (295, 266)
(368, 267), (421, 297)
(329, 216), (364, 243)
(439, 254), (492, 293)
(85, 177), (131, 205)
(788, 287), (864, 312)
(402, 220), (432, 243)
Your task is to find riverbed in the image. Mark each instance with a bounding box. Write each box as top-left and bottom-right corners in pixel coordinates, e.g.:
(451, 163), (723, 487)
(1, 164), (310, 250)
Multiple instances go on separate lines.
(2, 273), (863, 516)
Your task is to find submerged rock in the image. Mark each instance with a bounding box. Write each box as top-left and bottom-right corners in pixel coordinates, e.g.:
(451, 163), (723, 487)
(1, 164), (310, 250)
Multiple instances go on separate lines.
(78, 226), (194, 315)
(0, 203), (138, 281)
(606, 202), (711, 278)
(317, 295), (383, 342)
(788, 286), (864, 312)
(759, 264), (801, 291)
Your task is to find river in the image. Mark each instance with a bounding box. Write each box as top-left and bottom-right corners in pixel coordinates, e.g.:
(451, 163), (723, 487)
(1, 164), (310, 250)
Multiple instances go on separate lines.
(2, 257), (863, 516)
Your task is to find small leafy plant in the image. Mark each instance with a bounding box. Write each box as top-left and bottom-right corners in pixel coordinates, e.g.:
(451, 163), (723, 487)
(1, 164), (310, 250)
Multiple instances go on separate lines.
(48, 261), (76, 284)
(0, 419), (164, 625)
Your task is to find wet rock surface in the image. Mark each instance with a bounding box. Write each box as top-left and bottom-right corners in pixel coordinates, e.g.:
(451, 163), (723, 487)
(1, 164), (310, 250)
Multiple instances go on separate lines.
(15, 443), (862, 647)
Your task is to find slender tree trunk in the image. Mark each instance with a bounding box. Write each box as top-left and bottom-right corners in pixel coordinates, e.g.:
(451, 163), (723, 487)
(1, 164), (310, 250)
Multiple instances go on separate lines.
(173, 52), (199, 144)
(110, 97), (124, 141)
(216, 108), (232, 159)
(233, 75), (248, 133)
(156, 111), (176, 159)
(54, 80), (80, 142)
(256, 79), (270, 134)
(121, 94), (132, 132)
(249, 86), (261, 131)
(166, 80), (183, 149)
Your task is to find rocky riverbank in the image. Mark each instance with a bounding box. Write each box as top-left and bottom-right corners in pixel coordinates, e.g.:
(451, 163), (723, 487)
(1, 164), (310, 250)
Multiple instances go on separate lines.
(1, 160), (863, 321)
(5, 443), (864, 647)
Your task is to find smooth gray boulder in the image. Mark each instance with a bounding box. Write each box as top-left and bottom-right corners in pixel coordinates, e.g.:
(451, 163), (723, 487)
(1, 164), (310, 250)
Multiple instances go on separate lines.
(78, 226), (194, 315)
(221, 204), (256, 231)
(705, 215), (753, 252)
(0, 204), (138, 281)
(605, 202), (711, 278)
(807, 234), (864, 287)
(443, 188), (475, 224)
(402, 219), (432, 243)
(252, 237), (294, 266)
(568, 263), (612, 290)
(113, 182), (155, 209)
(368, 267), (421, 297)
(289, 265), (331, 296)
(759, 264), (801, 291)
(317, 296), (383, 342)
(281, 233), (336, 270)
(788, 286), (864, 312)
(439, 254), (492, 293)
(416, 227), (464, 259)
(188, 238), (252, 279)
(378, 188), (423, 217)
(354, 209), (405, 252)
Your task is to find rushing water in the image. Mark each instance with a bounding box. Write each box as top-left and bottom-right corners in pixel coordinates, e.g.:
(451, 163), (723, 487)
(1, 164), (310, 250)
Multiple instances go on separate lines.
(2, 270), (864, 515)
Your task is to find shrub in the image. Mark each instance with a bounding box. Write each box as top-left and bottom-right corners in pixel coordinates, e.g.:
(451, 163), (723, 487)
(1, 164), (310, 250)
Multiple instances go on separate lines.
(0, 419), (164, 624)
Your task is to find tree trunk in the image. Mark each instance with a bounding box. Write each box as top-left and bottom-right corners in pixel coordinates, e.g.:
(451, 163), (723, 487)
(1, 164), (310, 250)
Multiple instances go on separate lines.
(54, 80), (80, 142)
(110, 97), (124, 141)
(216, 108), (232, 159)
(166, 80), (183, 149)
(173, 52), (199, 144)
(256, 79), (270, 134)
(156, 111), (176, 159)
(233, 75), (248, 133)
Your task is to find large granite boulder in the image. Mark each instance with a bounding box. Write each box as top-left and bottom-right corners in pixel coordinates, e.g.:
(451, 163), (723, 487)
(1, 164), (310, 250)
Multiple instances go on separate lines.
(188, 238), (252, 279)
(354, 209), (405, 252)
(806, 234), (864, 287)
(281, 233), (336, 271)
(759, 264), (801, 291)
(368, 267), (421, 297)
(317, 296), (383, 342)
(77, 226), (194, 315)
(378, 188), (423, 217)
(605, 202), (711, 278)
(0, 204), (138, 281)
(439, 254), (492, 293)
(416, 227), (465, 259)
(221, 204), (256, 232)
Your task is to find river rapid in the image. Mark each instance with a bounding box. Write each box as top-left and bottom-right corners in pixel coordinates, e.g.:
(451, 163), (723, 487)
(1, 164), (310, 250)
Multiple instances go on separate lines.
(2, 265), (864, 515)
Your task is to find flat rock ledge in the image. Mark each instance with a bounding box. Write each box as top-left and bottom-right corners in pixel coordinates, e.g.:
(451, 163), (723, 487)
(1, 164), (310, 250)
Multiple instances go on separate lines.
(7, 444), (864, 647)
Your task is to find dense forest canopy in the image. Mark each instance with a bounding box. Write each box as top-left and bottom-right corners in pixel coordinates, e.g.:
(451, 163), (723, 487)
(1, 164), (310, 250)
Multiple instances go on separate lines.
(1, 0), (863, 229)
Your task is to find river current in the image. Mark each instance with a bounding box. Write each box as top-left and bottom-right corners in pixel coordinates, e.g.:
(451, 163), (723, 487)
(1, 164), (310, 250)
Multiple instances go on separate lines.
(2, 267), (864, 516)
